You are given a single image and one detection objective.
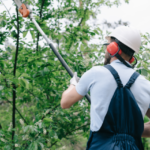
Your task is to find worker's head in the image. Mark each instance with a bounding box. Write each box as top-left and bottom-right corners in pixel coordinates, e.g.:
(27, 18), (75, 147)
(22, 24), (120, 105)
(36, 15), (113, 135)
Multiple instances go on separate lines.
(104, 26), (141, 65)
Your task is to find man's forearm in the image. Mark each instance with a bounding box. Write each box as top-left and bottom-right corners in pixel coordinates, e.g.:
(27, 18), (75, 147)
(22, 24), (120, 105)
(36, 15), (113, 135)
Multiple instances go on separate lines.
(142, 121), (150, 138)
(61, 85), (83, 109)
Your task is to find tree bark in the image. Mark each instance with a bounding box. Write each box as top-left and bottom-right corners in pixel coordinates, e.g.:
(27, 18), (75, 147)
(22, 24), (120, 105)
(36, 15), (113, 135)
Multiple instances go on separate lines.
(12, 7), (20, 150)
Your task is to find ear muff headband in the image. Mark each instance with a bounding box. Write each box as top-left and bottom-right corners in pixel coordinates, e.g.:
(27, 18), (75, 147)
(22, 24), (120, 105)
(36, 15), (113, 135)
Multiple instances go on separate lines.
(106, 40), (137, 68)
(106, 40), (135, 65)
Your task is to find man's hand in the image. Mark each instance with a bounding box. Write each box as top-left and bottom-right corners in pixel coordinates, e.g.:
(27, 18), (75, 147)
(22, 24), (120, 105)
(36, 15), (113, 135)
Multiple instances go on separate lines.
(61, 73), (83, 109)
(70, 72), (80, 86)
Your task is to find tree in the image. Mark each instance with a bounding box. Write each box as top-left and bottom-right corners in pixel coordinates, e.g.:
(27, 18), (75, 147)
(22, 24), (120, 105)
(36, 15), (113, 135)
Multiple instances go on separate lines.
(0, 0), (149, 149)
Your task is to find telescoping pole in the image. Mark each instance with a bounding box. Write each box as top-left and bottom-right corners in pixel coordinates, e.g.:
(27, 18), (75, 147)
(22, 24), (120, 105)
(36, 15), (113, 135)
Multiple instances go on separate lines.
(14, 0), (91, 103)
(31, 17), (91, 103)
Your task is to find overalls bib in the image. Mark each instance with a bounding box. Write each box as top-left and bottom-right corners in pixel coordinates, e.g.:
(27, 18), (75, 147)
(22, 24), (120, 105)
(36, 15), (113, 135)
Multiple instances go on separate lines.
(86, 65), (144, 150)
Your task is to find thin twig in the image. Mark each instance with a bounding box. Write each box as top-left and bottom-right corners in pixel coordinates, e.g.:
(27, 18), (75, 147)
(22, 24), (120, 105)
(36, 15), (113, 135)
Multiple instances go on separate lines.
(5, 97), (29, 125)
(15, 108), (28, 125)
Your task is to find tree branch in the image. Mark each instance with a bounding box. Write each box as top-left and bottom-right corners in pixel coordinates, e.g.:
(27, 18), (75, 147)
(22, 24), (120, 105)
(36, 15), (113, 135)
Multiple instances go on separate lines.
(78, 8), (88, 27)
(36, 0), (46, 52)
(2, 97), (28, 125)
(12, 6), (20, 150)
(68, 7), (88, 52)
(15, 108), (28, 125)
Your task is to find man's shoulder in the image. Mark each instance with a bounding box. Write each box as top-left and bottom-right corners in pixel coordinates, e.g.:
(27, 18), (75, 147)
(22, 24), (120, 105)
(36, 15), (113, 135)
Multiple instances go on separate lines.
(89, 66), (109, 74)
(134, 73), (150, 94)
(91, 65), (109, 71)
(137, 74), (150, 85)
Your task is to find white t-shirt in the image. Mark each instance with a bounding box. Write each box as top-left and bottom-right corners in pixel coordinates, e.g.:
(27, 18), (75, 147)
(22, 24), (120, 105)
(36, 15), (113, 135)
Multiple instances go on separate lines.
(76, 60), (150, 132)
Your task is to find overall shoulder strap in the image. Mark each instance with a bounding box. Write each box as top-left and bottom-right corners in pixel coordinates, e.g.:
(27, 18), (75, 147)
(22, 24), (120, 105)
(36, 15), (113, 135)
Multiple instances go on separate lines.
(125, 72), (140, 89)
(104, 65), (123, 88)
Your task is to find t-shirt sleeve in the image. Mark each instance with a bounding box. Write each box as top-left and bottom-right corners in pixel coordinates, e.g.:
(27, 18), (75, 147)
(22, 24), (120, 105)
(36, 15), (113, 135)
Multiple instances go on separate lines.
(76, 67), (95, 96)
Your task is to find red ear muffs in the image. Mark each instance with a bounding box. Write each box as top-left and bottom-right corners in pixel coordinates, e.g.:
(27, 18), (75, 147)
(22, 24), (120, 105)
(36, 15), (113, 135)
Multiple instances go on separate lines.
(107, 42), (122, 56)
(107, 42), (134, 64)
(129, 57), (135, 64)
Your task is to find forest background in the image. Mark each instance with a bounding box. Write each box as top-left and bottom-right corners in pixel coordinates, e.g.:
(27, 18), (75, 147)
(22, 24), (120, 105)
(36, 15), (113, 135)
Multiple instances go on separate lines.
(0, 0), (150, 149)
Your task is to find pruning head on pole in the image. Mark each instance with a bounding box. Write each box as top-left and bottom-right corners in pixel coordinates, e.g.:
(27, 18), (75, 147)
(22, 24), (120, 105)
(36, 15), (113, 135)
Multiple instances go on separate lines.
(14, 0), (30, 18)
(19, 3), (30, 17)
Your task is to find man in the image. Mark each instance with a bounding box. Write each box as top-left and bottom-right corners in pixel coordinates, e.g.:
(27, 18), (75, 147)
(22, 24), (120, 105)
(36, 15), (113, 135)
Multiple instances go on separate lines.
(61, 26), (150, 150)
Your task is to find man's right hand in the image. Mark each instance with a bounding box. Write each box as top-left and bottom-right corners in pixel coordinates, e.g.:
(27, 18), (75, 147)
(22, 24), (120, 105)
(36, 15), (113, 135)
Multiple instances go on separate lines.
(142, 109), (150, 138)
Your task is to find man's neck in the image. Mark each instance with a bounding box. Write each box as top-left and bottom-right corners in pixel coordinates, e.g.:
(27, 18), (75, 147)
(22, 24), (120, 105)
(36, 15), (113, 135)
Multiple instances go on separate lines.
(110, 57), (118, 63)
(110, 56), (130, 63)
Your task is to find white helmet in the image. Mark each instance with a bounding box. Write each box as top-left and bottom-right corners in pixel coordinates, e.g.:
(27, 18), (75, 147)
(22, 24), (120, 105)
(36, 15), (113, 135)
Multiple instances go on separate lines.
(105, 26), (141, 53)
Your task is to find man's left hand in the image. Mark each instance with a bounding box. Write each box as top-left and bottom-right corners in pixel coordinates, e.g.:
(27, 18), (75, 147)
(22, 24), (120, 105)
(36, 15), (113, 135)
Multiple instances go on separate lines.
(70, 72), (80, 86)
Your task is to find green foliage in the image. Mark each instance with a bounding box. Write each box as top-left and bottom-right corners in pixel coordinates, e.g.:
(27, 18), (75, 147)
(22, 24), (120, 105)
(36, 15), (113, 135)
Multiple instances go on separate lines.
(0, 0), (149, 149)
(136, 33), (150, 79)
(136, 33), (150, 150)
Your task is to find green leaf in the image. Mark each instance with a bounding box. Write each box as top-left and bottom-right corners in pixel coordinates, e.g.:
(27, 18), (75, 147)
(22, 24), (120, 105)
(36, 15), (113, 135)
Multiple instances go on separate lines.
(0, 60), (4, 69)
(30, 31), (35, 40)
(1, 20), (6, 27)
(28, 142), (38, 150)
(25, 0), (35, 5)
(80, 44), (84, 51)
(20, 78), (29, 89)
(23, 31), (28, 38)
(11, 30), (17, 38)
(43, 67), (50, 74)
(43, 118), (53, 123)
(39, 142), (44, 149)
(20, 73), (31, 79)
(141, 69), (148, 76)
(136, 63), (141, 68)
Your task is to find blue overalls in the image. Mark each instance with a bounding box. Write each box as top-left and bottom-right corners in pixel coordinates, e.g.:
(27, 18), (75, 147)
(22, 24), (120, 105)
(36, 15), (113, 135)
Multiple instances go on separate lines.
(86, 65), (144, 150)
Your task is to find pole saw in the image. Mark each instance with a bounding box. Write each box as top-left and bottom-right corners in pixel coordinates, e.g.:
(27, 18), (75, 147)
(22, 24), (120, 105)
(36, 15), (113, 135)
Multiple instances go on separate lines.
(13, 0), (91, 103)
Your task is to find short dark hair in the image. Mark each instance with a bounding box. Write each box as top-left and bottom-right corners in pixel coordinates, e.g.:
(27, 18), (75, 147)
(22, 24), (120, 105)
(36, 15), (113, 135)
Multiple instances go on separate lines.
(111, 37), (134, 57)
